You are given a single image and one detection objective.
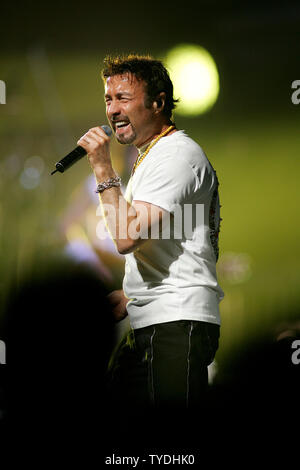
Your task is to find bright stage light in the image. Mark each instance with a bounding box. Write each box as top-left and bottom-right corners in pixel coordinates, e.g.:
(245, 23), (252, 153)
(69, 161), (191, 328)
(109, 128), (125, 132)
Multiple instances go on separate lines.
(165, 44), (220, 116)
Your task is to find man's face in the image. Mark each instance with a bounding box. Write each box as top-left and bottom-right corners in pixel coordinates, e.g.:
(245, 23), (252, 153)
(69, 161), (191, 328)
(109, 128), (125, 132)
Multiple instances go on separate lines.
(105, 73), (156, 147)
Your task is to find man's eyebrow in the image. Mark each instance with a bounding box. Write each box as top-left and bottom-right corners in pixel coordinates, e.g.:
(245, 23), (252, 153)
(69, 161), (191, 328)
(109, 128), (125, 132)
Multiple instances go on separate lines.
(104, 92), (133, 99)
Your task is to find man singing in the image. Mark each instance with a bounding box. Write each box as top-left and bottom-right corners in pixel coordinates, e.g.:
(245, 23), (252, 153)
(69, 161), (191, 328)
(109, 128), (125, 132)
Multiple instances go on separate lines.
(77, 54), (224, 409)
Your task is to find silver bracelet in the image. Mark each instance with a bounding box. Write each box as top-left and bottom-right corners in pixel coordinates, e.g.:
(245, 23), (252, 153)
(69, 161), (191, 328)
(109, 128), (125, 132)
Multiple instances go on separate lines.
(95, 176), (122, 193)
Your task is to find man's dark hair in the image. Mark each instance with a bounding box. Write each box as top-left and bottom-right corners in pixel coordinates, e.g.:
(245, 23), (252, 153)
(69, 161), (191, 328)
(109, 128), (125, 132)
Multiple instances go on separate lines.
(102, 54), (179, 119)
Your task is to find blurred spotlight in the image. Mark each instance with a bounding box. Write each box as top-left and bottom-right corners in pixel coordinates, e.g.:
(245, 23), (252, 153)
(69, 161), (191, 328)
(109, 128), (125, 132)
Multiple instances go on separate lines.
(19, 155), (45, 189)
(24, 155), (45, 174)
(218, 252), (252, 284)
(165, 43), (219, 116)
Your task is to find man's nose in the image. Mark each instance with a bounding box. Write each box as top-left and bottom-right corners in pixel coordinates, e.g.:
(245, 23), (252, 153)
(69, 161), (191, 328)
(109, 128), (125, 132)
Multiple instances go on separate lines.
(107, 100), (121, 118)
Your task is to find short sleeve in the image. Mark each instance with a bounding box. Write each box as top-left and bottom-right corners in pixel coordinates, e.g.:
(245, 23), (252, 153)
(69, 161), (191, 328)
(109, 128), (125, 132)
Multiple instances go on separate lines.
(132, 155), (198, 213)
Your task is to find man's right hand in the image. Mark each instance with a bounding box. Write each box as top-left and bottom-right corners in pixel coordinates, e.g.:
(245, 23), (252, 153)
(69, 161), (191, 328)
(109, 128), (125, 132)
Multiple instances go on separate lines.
(107, 289), (129, 322)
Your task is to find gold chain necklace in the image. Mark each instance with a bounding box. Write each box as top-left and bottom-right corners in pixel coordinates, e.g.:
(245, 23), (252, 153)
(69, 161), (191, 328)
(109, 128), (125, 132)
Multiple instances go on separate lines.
(131, 125), (175, 176)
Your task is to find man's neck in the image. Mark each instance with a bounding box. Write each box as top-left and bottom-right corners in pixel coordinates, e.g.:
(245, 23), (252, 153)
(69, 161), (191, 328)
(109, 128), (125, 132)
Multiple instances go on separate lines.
(136, 122), (176, 153)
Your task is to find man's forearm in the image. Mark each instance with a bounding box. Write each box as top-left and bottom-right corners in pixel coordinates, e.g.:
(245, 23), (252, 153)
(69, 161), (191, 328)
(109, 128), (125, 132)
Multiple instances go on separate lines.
(94, 166), (138, 254)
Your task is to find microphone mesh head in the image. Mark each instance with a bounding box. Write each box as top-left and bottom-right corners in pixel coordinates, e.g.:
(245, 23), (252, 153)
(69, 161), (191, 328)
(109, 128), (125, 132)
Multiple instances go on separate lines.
(101, 125), (113, 137)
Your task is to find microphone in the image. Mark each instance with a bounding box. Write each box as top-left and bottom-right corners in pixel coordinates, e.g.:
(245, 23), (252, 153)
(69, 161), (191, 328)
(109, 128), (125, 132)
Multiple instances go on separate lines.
(50, 125), (113, 175)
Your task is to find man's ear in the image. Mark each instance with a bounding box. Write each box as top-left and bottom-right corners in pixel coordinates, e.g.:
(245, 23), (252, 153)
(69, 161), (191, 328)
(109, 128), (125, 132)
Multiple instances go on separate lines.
(154, 92), (166, 113)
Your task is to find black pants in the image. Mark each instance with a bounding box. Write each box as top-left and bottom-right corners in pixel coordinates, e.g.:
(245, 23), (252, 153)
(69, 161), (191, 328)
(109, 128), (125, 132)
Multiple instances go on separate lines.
(107, 320), (220, 410)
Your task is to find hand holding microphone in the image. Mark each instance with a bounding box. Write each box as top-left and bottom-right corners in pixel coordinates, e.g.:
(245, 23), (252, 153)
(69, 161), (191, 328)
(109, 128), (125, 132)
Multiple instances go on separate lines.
(51, 125), (113, 175)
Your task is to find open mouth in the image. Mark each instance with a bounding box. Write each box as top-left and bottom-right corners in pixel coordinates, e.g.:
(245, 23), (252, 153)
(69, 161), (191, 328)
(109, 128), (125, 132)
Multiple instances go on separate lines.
(114, 121), (131, 132)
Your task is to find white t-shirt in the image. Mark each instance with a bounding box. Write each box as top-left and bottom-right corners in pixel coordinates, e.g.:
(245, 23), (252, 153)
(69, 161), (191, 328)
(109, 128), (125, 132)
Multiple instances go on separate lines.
(123, 130), (224, 329)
